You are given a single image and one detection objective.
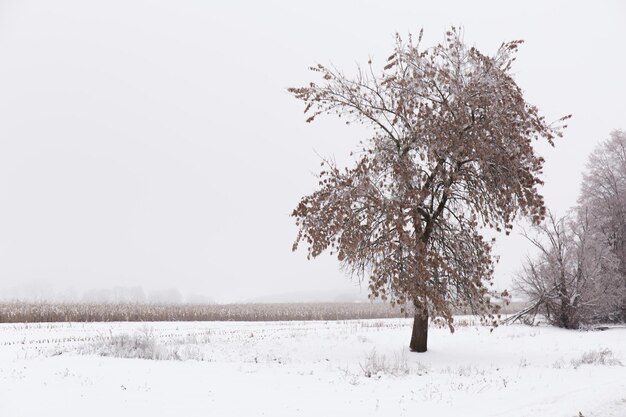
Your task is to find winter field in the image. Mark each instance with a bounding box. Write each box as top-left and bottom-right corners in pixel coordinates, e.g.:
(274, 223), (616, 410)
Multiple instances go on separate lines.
(0, 318), (625, 417)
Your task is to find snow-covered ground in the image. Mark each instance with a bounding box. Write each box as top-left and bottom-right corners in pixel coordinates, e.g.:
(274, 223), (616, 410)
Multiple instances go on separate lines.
(0, 318), (625, 417)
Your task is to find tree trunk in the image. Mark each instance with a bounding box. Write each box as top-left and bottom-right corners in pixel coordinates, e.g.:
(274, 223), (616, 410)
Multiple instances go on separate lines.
(409, 305), (428, 353)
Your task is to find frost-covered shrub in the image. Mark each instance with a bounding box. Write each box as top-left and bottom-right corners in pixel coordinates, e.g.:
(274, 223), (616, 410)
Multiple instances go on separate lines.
(571, 348), (622, 368)
(85, 328), (211, 361)
(359, 349), (426, 377)
(92, 329), (166, 360)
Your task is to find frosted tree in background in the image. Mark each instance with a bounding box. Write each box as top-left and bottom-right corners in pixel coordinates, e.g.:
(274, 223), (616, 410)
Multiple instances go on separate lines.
(515, 131), (626, 327)
(578, 130), (626, 319)
(515, 211), (623, 327)
(289, 28), (569, 352)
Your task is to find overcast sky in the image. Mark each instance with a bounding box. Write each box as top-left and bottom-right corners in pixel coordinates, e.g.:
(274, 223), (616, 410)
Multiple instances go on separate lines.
(0, 1), (624, 303)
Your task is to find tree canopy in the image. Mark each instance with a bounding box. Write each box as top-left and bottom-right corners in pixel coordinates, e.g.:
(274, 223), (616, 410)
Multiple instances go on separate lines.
(290, 28), (569, 350)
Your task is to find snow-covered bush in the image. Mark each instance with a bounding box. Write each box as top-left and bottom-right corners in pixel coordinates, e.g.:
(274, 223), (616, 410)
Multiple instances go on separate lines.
(90, 328), (166, 360)
(85, 327), (210, 361)
(359, 349), (426, 377)
(571, 348), (622, 368)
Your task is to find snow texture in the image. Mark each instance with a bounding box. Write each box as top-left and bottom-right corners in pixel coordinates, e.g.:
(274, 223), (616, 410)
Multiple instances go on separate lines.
(0, 318), (625, 416)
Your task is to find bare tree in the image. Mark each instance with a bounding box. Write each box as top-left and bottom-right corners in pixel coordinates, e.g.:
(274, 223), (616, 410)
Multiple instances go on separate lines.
(515, 211), (623, 327)
(289, 28), (569, 352)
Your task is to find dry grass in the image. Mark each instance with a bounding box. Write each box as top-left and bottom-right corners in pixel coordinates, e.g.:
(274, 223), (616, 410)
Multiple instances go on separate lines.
(0, 302), (409, 323)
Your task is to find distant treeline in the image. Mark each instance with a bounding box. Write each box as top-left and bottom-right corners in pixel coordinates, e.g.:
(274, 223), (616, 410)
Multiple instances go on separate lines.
(0, 302), (412, 323)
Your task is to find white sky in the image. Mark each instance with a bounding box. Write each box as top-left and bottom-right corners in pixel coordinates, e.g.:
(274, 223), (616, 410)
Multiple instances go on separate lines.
(0, 1), (624, 303)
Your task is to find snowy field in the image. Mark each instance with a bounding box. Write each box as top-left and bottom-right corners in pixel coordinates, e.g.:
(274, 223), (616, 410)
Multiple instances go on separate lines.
(1, 318), (625, 417)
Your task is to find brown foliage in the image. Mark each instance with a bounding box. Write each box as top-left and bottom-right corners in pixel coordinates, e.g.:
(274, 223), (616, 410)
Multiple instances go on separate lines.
(289, 28), (569, 331)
